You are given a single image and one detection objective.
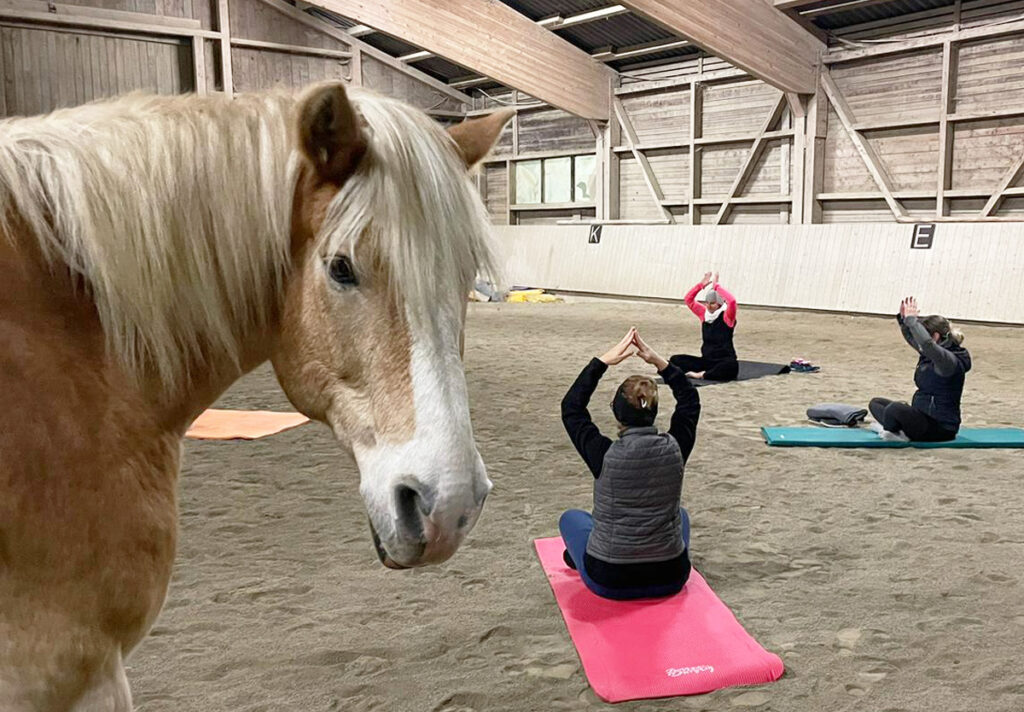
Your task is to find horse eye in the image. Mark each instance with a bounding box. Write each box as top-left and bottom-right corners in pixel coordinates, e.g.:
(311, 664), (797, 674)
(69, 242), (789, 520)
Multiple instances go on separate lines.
(327, 255), (358, 287)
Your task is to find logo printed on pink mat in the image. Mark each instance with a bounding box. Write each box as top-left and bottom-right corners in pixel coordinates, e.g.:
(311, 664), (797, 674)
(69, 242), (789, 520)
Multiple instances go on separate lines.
(665, 665), (714, 677)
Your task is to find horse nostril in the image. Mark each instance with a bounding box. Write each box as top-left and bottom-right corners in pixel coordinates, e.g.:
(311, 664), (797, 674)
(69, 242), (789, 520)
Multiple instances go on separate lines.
(394, 483), (433, 540)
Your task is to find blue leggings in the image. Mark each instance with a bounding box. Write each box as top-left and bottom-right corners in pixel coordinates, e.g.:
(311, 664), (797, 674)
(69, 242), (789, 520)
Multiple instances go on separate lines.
(559, 508), (690, 600)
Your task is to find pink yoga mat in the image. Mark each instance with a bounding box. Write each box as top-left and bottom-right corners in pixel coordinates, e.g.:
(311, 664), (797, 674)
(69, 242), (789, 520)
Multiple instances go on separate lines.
(534, 536), (784, 703)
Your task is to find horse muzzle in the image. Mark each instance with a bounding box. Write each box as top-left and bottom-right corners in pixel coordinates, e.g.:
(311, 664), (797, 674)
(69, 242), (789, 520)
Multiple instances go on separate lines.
(367, 475), (490, 569)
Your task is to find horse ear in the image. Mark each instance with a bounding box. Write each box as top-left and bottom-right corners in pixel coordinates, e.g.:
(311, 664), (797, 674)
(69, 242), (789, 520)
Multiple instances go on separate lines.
(447, 108), (515, 168)
(297, 82), (367, 184)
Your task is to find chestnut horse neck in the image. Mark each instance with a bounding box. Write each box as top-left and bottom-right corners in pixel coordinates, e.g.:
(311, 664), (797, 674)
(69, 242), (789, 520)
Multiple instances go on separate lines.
(0, 90), (301, 420)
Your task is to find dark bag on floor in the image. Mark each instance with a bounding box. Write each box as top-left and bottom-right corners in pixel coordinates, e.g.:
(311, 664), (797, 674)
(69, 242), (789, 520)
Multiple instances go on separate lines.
(807, 403), (868, 428)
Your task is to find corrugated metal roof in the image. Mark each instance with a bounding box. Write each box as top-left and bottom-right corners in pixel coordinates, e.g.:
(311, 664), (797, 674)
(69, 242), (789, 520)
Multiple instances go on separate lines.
(410, 56), (476, 82)
(554, 13), (674, 52)
(808, 0), (956, 30)
(498, 0), (614, 22)
(608, 46), (700, 72)
(305, 7), (357, 29)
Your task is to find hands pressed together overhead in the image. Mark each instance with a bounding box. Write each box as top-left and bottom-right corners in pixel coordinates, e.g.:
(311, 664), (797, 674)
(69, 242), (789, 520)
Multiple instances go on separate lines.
(699, 271), (720, 287)
(598, 328), (669, 372)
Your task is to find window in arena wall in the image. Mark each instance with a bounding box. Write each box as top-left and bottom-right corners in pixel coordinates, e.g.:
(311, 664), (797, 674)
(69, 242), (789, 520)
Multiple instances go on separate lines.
(515, 160), (542, 204)
(514, 155), (596, 206)
(574, 155), (597, 202)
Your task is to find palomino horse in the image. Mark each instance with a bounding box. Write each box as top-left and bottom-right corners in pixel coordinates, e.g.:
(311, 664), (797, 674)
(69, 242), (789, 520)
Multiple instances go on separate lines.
(0, 83), (512, 710)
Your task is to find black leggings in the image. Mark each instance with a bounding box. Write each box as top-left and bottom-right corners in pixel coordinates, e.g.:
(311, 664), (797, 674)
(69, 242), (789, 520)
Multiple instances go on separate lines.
(669, 354), (739, 382)
(869, 398), (957, 442)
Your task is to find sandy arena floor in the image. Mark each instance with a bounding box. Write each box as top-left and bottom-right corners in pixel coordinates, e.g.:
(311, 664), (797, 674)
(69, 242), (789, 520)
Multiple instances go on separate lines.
(129, 300), (1024, 712)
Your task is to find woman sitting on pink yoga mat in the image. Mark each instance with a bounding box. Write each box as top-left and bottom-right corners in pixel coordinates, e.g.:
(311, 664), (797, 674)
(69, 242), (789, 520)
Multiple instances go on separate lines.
(559, 328), (700, 600)
(670, 271), (739, 382)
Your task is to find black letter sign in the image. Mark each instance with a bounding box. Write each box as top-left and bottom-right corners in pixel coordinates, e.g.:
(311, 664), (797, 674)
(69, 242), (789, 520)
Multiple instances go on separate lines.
(588, 225), (602, 244)
(911, 224), (935, 249)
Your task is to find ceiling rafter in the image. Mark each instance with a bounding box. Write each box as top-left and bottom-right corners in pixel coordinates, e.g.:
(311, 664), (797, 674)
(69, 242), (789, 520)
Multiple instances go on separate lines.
(302, 0), (617, 119)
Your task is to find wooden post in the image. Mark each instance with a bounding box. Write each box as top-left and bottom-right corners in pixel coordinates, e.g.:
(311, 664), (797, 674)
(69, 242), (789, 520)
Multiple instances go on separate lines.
(217, 0), (233, 97)
(688, 81), (702, 225)
(511, 90), (520, 158)
(192, 38), (207, 95)
(590, 117), (618, 222)
(804, 82), (827, 224)
(604, 119), (621, 220)
(349, 48), (362, 86)
(506, 159), (515, 225)
(603, 77), (620, 221)
(786, 92), (806, 224)
(935, 40), (958, 216)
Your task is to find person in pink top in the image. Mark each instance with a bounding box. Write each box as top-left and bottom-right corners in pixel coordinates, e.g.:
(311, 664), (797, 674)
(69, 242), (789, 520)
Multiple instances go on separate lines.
(669, 271), (740, 382)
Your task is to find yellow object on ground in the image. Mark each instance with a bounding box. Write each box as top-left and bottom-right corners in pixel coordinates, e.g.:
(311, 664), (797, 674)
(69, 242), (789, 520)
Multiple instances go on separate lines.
(505, 289), (562, 304)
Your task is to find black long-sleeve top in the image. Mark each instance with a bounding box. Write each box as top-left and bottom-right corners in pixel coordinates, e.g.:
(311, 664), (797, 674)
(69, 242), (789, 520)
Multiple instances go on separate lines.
(897, 314), (971, 430)
(561, 358), (700, 478)
(560, 358), (701, 588)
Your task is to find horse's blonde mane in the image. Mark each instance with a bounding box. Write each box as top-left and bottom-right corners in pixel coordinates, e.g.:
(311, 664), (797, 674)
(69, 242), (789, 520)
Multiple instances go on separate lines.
(0, 87), (494, 387)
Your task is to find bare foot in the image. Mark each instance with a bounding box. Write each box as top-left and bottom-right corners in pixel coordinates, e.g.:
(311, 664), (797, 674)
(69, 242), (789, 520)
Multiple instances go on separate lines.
(685, 371), (705, 379)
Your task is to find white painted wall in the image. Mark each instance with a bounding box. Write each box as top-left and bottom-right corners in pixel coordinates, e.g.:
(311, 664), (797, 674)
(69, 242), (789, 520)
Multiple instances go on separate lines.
(493, 224), (1024, 324)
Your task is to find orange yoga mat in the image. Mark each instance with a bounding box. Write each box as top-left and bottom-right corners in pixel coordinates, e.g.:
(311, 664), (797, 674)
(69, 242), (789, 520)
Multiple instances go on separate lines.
(186, 409), (310, 440)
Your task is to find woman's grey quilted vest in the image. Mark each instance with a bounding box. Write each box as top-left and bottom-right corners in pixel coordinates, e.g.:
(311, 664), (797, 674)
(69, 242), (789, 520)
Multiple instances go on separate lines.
(585, 426), (684, 564)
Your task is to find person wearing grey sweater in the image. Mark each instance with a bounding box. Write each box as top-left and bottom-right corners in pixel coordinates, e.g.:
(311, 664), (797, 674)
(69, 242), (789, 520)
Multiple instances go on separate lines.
(559, 328), (700, 600)
(869, 297), (971, 442)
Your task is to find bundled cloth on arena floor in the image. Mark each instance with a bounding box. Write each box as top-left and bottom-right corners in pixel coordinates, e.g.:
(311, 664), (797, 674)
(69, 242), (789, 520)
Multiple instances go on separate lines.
(806, 403), (868, 427)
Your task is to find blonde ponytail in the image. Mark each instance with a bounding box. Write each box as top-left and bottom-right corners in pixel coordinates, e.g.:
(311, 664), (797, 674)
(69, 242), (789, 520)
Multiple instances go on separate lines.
(922, 314), (964, 345)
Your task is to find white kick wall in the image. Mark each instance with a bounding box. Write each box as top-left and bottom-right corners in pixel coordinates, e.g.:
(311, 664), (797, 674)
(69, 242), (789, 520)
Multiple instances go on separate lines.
(493, 224), (1024, 324)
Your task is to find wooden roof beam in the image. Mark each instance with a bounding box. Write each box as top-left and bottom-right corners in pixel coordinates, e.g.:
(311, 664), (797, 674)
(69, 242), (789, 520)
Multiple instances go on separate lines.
(305, 0), (615, 119)
(620, 0), (823, 93)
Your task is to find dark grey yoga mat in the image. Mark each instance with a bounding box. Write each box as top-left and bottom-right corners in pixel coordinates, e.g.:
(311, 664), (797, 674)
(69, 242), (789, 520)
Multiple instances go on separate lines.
(657, 361), (792, 387)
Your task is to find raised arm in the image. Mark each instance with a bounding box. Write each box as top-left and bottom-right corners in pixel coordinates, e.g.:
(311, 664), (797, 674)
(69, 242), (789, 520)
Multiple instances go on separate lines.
(560, 359), (613, 478)
(898, 298), (961, 377)
(660, 363), (701, 462)
(632, 332), (701, 462)
(561, 330), (637, 478)
(896, 313), (919, 350)
(712, 279), (738, 328)
(684, 273), (711, 320)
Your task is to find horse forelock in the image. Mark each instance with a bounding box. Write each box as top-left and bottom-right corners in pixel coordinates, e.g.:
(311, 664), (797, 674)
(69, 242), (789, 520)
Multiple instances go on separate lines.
(317, 91), (497, 329)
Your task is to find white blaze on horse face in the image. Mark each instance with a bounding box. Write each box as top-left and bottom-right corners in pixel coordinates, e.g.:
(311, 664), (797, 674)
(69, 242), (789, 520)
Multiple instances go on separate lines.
(351, 300), (491, 568)
(278, 85), (513, 570)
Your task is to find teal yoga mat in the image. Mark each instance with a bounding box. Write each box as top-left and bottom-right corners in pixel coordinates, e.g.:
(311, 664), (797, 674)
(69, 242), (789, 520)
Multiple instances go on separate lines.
(762, 427), (1024, 449)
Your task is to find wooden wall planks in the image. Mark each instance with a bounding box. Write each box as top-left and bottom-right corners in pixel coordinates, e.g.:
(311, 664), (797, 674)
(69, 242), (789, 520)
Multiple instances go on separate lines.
(228, 0), (345, 48)
(230, 46), (346, 93)
(619, 89), (690, 145)
(0, 0), (462, 118)
(484, 164), (508, 226)
(57, 0), (215, 28)
(0, 25), (189, 116)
